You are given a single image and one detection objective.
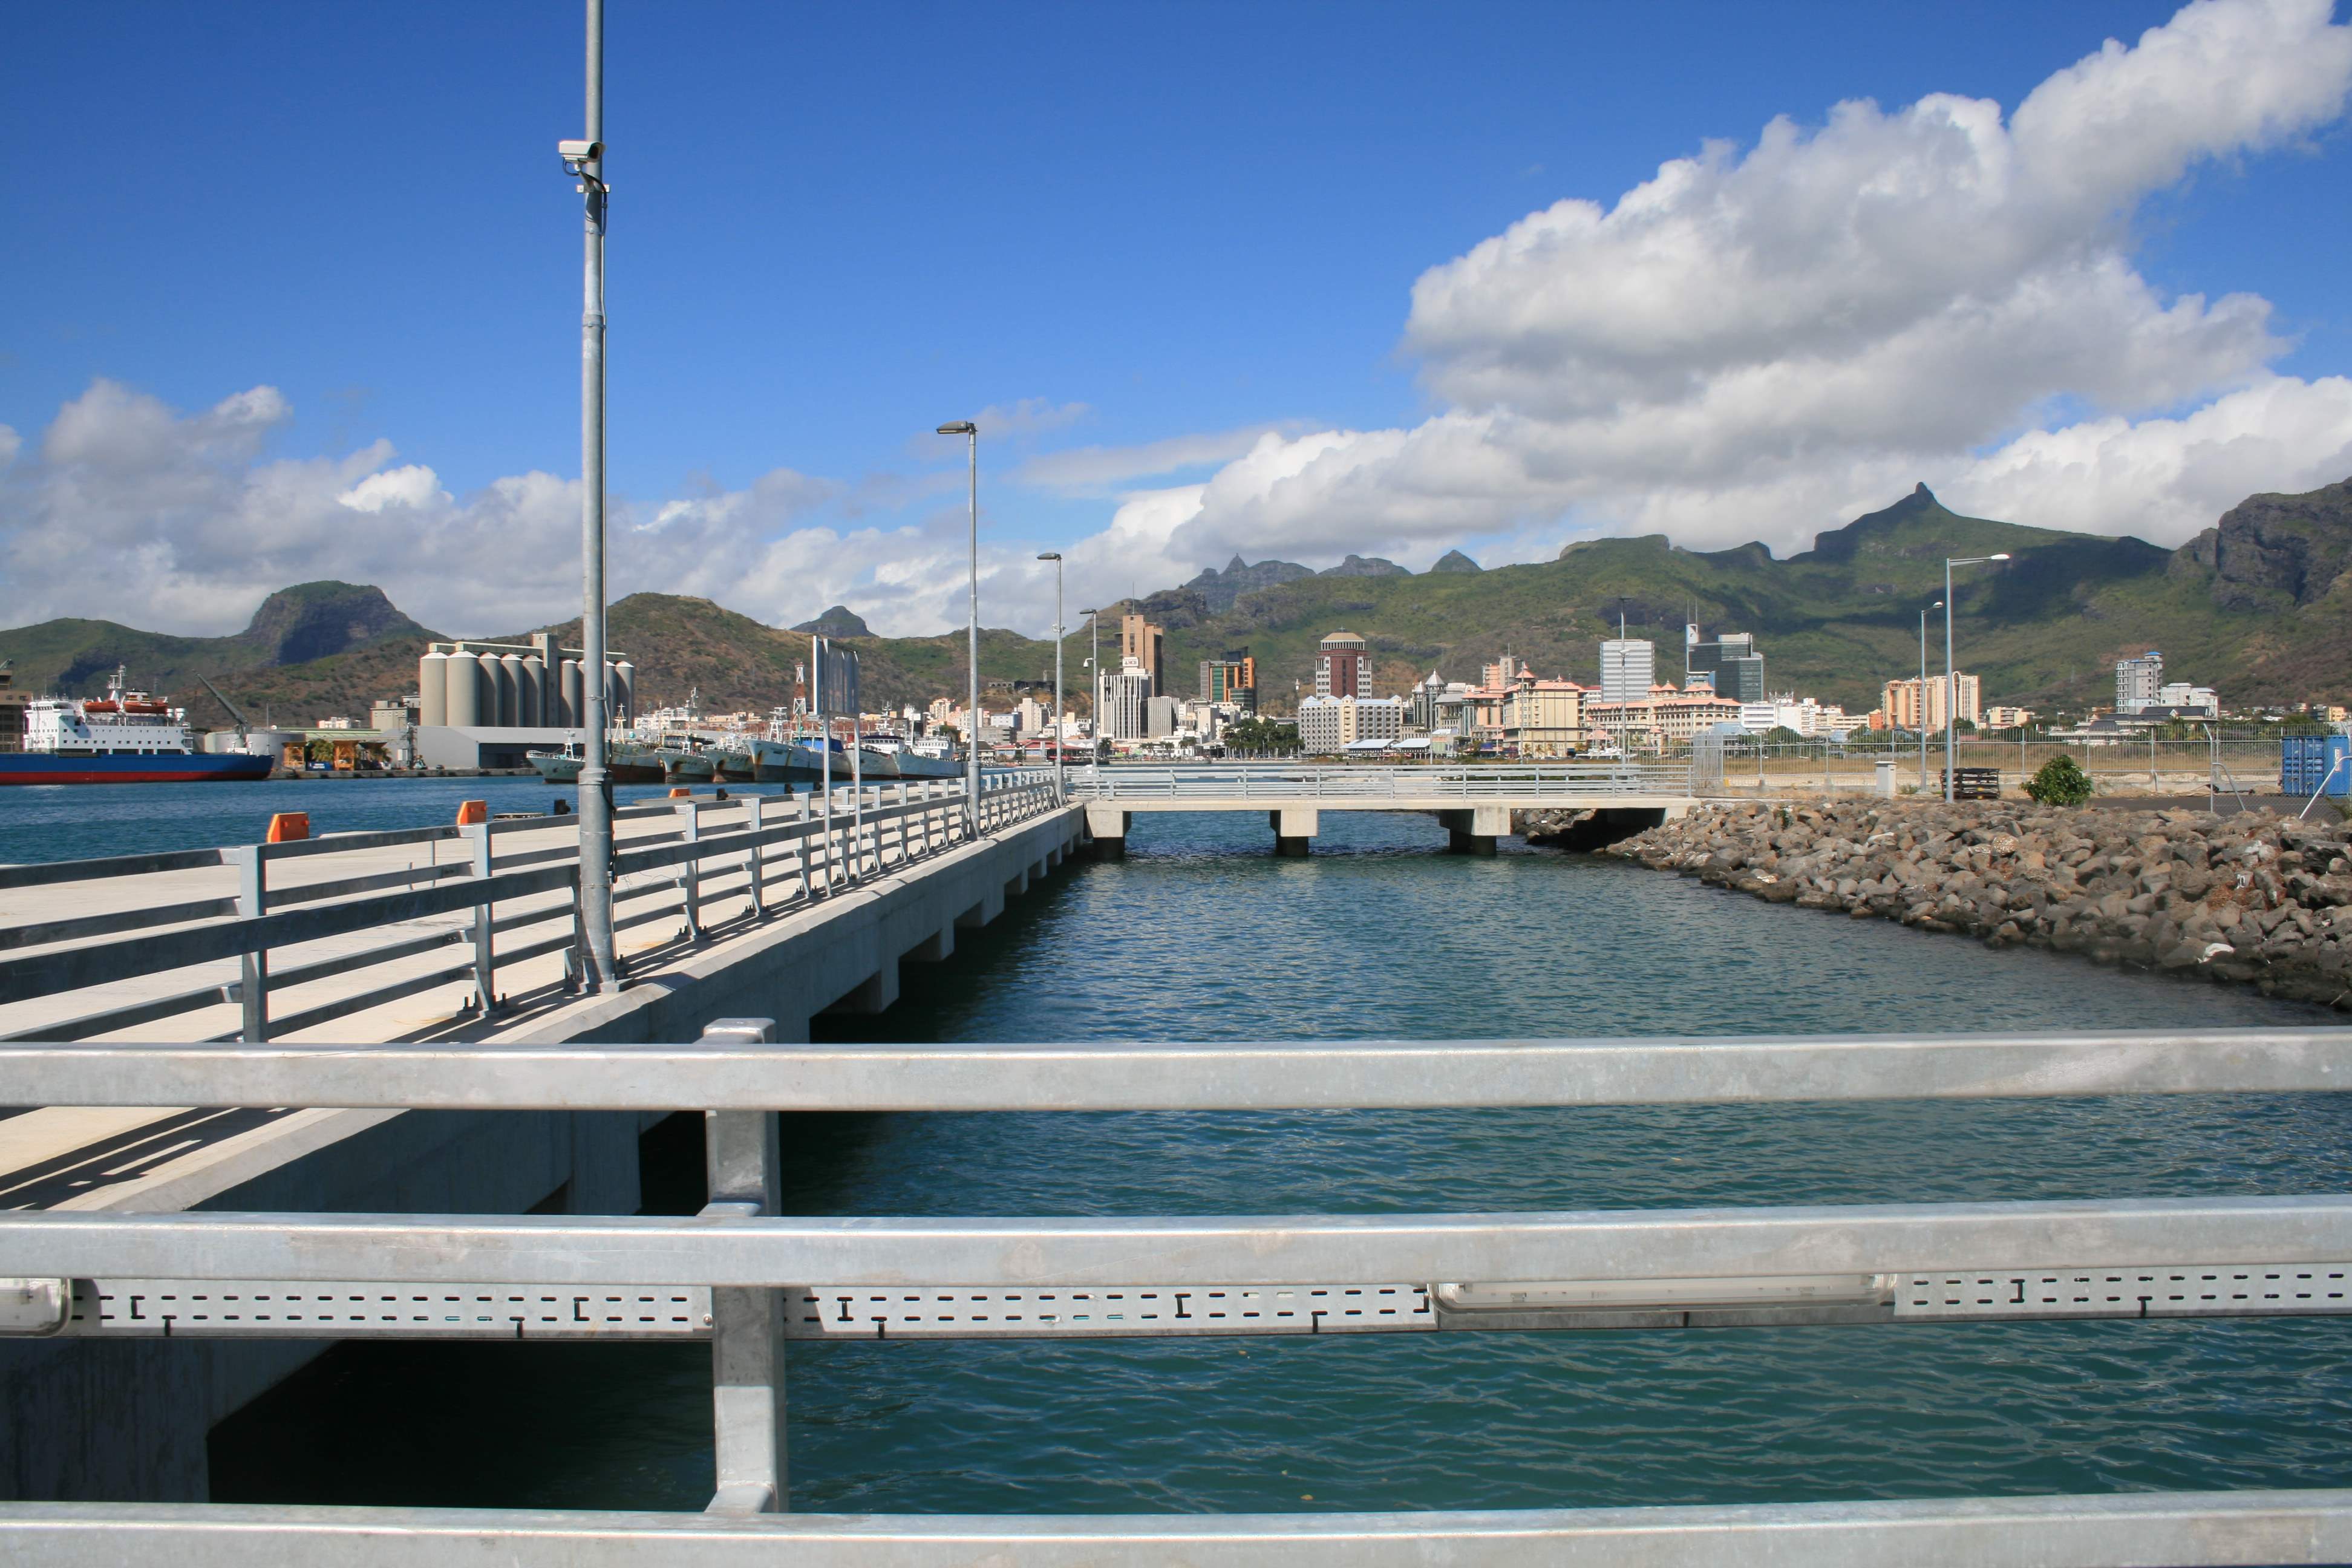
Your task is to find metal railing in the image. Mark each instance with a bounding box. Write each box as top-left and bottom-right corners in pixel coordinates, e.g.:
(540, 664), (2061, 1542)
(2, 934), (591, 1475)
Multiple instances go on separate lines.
(5, 1024), (2352, 1561)
(1068, 762), (1693, 800)
(0, 770), (1066, 1044)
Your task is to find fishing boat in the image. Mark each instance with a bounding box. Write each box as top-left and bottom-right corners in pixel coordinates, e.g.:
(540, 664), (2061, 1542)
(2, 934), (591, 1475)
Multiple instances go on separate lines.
(0, 669), (272, 785)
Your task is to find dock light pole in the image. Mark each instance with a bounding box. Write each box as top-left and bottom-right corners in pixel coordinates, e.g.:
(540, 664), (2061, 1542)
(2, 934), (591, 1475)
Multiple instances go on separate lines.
(1943, 554), (2010, 800)
(560, 0), (616, 991)
(1037, 552), (1063, 794)
(938, 420), (979, 834)
(1918, 601), (1940, 794)
(1080, 607), (1099, 769)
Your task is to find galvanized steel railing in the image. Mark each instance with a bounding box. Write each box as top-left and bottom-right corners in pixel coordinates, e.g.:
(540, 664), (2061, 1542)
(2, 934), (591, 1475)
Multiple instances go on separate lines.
(0, 770), (1066, 1043)
(1068, 762), (1693, 800)
(4, 1024), (2352, 1562)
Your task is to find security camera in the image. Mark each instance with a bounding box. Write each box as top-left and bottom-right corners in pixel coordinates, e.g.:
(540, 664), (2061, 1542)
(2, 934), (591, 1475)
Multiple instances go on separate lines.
(558, 139), (603, 163)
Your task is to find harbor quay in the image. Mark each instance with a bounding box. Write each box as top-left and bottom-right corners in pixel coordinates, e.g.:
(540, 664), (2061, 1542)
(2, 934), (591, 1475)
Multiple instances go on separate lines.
(1, 774), (1082, 1500)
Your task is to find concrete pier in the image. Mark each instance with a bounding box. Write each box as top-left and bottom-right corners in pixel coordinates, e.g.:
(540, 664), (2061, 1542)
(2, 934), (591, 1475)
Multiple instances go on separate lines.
(0, 792), (1086, 1502)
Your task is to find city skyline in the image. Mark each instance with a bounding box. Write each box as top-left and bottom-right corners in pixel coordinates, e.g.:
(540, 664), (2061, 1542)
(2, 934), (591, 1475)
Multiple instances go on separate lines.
(5, 1), (2350, 644)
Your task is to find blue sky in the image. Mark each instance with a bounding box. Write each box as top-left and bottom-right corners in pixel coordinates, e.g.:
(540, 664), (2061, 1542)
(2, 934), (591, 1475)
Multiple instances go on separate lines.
(5, 1), (2350, 638)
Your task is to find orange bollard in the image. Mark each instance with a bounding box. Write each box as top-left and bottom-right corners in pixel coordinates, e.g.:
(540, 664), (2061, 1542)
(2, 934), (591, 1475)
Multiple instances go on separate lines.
(668, 786), (692, 798)
(266, 812), (310, 843)
(455, 799), (488, 825)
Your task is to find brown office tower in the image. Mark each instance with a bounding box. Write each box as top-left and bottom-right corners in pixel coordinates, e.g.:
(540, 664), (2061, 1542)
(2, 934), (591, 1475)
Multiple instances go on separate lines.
(1120, 612), (1166, 693)
(1316, 632), (1369, 699)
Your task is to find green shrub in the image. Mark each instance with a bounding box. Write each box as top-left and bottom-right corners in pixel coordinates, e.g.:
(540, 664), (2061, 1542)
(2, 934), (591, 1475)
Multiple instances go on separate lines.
(2025, 754), (2095, 806)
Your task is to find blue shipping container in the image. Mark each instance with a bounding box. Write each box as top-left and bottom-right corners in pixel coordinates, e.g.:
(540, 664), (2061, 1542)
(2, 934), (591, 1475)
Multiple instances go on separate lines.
(2281, 733), (2352, 797)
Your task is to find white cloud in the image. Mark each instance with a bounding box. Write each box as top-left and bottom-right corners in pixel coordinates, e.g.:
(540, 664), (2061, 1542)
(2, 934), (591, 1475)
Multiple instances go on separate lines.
(1013, 423), (1302, 492)
(970, 397), (1091, 437)
(0, 378), (1075, 641)
(1132, 0), (2352, 569)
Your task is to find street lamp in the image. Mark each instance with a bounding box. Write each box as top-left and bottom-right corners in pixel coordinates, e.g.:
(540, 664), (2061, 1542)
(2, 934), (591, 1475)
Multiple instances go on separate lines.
(1918, 601), (1941, 794)
(560, 0), (615, 992)
(938, 420), (979, 832)
(1944, 554), (2011, 800)
(1080, 607), (1100, 767)
(1037, 552), (1063, 794)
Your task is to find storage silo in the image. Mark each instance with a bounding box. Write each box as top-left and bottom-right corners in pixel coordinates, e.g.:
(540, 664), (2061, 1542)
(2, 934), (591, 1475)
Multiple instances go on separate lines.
(560, 658), (583, 727)
(497, 654), (526, 728)
(520, 655), (546, 727)
(417, 650), (449, 728)
(479, 653), (507, 727)
(446, 651), (484, 727)
(615, 659), (638, 725)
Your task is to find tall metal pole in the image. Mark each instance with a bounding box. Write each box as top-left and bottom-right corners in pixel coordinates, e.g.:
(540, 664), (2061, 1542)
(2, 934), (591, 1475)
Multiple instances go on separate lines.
(1943, 561), (1956, 803)
(1089, 612), (1102, 763)
(574, 0), (615, 991)
(964, 429), (979, 833)
(1039, 554), (1063, 795)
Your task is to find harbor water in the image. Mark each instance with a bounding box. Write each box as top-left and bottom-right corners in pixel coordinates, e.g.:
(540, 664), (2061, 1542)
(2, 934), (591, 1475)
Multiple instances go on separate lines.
(10, 789), (2345, 1513)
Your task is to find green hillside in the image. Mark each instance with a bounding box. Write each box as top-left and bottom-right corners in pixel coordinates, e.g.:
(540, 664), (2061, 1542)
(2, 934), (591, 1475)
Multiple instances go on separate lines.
(1121, 481), (2352, 714)
(5, 477), (2346, 726)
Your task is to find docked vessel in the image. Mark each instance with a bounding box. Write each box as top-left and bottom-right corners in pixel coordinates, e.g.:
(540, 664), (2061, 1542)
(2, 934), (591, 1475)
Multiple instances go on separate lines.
(0, 670), (272, 785)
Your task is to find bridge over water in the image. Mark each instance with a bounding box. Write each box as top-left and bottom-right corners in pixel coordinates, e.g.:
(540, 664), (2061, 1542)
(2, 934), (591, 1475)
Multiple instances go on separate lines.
(9, 765), (2351, 1563)
(1071, 762), (1702, 854)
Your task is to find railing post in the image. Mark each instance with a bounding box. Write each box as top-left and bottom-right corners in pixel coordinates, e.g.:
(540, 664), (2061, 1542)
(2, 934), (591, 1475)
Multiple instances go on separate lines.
(678, 799), (703, 939)
(237, 844), (269, 1042)
(700, 1016), (786, 1516)
(795, 794), (812, 900)
(894, 782), (909, 866)
(468, 822), (497, 1014)
(745, 794), (766, 920)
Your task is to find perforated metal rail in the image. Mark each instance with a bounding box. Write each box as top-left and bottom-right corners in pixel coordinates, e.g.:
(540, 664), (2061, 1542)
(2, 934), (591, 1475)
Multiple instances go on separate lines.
(7, 1024), (2352, 1564)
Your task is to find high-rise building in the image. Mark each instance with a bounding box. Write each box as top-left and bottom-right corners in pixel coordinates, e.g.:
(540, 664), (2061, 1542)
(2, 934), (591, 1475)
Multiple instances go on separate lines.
(1199, 648), (1256, 709)
(1106, 656), (1154, 740)
(1121, 613), (1167, 692)
(1599, 639), (1655, 704)
(1316, 632), (1370, 698)
(1881, 673), (1982, 730)
(1481, 655), (1523, 690)
(1686, 629), (1765, 702)
(2116, 652), (2163, 714)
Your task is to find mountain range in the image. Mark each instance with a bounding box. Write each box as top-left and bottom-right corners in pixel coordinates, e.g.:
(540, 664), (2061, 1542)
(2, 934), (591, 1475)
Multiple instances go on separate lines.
(4, 477), (2347, 725)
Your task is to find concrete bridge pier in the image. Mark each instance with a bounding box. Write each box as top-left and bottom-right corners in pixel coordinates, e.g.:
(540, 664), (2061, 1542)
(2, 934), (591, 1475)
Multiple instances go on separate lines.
(1084, 803), (1130, 860)
(1269, 806), (1318, 857)
(1437, 805), (1512, 855)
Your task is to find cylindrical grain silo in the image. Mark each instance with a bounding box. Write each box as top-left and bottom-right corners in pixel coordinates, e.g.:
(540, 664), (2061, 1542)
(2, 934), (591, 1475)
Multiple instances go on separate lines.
(417, 650), (449, 728)
(446, 651), (484, 727)
(479, 653), (506, 728)
(497, 654), (525, 728)
(615, 659), (638, 725)
(520, 655), (545, 728)
(560, 658), (583, 727)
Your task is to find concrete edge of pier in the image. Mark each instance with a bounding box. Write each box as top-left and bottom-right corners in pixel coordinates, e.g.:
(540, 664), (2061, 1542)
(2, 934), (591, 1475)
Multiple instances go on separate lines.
(1, 803), (1088, 1504)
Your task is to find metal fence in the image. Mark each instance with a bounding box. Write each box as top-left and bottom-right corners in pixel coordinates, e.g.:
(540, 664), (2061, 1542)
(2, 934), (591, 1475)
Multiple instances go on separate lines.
(5, 1024), (2352, 1561)
(1069, 763), (1694, 800)
(0, 770), (1066, 1044)
(1713, 735), (2332, 801)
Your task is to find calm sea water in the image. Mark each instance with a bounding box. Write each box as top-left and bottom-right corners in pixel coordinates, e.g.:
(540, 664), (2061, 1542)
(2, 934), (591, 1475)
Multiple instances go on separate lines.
(62, 790), (2339, 1514)
(0, 776), (800, 866)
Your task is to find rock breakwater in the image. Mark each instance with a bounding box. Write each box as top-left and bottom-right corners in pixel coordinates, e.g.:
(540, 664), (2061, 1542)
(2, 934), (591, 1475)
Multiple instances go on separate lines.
(1601, 801), (2352, 1010)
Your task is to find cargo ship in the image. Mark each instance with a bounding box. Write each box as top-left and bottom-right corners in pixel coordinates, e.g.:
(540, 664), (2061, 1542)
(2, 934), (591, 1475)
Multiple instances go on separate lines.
(1, 670), (272, 785)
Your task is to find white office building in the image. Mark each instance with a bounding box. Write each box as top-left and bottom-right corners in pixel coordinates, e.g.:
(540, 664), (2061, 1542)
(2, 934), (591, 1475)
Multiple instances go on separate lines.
(1106, 657), (1154, 740)
(2156, 681), (2218, 717)
(2116, 652), (2163, 713)
(1297, 695), (1404, 754)
(1600, 639), (1655, 704)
